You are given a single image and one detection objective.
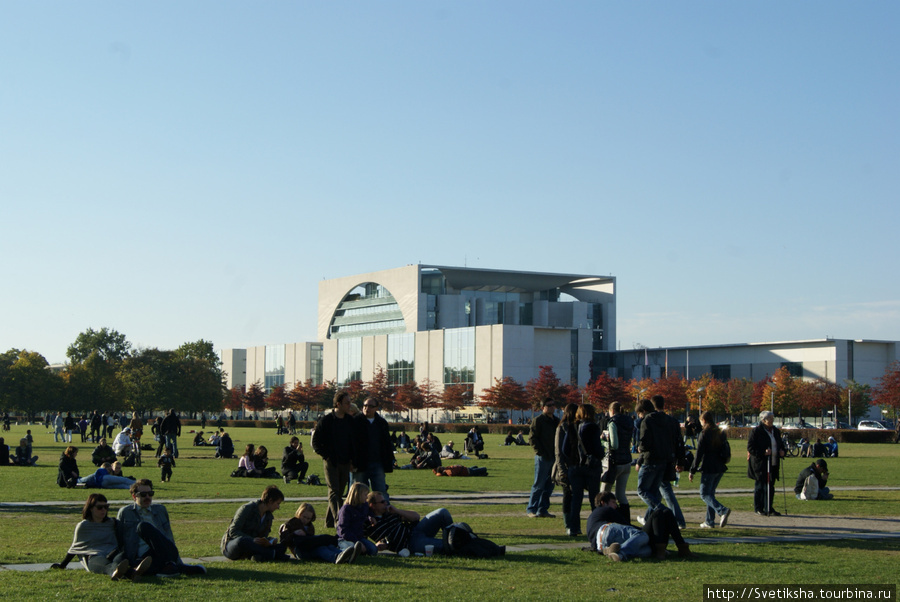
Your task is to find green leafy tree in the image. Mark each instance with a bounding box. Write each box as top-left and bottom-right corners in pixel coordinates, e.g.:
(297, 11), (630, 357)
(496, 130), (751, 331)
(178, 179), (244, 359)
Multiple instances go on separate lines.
(4, 350), (63, 418)
(64, 351), (124, 413)
(118, 348), (177, 415)
(67, 327), (132, 364)
(843, 379), (872, 425)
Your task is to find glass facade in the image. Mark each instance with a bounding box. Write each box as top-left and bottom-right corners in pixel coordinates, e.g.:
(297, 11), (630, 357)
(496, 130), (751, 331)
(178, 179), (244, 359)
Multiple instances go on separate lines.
(387, 333), (415, 386)
(265, 345), (285, 392)
(443, 327), (475, 385)
(337, 338), (362, 385)
(711, 364), (731, 381)
(310, 344), (324, 385)
(329, 283), (405, 339)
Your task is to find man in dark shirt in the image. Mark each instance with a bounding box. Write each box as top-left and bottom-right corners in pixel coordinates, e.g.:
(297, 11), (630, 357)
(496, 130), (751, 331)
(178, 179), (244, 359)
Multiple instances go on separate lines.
(312, 391), (356, 528)
(526, 398), (559, 518)
(159, 409), (182, 459)
(281, 436), (309, 484)
(364, 491), (453, 555)
(352, 397), (394, 501)
(636, 397), (673, 525)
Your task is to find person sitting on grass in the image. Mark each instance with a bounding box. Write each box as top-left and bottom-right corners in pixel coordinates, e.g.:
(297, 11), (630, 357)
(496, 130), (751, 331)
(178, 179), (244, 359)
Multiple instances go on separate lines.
(216, 430), (235, 459)
(117, 479), (206, 577)
(112, 428), (134, 457)
(795, 459), (833, 500)
(222, 485), (290, 562)
(364, 491), (454, 556)
(92, 438), (116, 467)
(193, 431), (210, 446)
(237, 444), (263, 477)
(825, 437), (839, 458)
(57, 446), (80, 488)
(337, 483), (378, 556)
(14, 437), (38, 466)
(51, 493), (138, 581)
(280, 502), (362, 564)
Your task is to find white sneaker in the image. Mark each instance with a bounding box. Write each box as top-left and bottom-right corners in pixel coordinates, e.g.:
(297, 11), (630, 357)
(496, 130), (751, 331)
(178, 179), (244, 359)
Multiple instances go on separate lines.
(636, 515), (646, 526)
(700, 522), (714, 529)
(719, 508), (731, 528)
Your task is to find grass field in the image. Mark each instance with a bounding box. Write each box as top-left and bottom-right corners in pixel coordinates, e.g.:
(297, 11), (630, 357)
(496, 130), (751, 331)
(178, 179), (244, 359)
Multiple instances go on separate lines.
(2, 423), (899, 600)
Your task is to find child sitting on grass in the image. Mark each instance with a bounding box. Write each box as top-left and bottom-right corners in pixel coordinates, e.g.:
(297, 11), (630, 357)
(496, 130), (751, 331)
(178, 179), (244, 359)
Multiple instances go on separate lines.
(279, 503), (362, 564)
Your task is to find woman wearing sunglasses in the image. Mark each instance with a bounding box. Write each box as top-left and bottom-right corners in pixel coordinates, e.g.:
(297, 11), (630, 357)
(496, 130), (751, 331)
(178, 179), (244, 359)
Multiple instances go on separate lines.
(51, 493), (150, 581)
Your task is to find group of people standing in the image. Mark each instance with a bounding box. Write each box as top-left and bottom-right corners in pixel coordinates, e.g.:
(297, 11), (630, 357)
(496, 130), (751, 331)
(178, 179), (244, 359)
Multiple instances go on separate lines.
(526, 394), (736, 560)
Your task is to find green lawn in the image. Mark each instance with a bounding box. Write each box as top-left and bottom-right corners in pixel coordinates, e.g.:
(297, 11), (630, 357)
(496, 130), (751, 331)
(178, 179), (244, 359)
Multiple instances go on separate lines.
(2, 423), (899, 600)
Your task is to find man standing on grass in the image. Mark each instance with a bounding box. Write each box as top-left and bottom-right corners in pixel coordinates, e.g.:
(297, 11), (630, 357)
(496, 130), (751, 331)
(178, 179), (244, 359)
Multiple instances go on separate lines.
(650, 394), (687, 529)
(312, 390), (356, 528)
(526, 398), (559, 518)
(159, 409), (181, 459)
(635, 398), (673, 524)
(352, 397), (394, 501)
(116, 479), (206, 578)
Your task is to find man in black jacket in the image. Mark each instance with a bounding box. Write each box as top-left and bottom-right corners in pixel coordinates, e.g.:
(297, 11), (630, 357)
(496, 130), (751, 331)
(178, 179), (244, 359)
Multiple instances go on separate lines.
(652, 395), (687, 529)
(159, 409), (181, 459)
(352, 397), (394, 501)
(526, 398), (559, 518)
(636, 398), (673, 524)
(281, 436), (309, 484)
(312, 391), (355, 528)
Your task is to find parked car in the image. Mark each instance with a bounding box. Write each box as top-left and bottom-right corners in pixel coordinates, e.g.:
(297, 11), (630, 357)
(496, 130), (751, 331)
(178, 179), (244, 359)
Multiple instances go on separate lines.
(823, 421), (851, 429)
(857, 420), (889, 431)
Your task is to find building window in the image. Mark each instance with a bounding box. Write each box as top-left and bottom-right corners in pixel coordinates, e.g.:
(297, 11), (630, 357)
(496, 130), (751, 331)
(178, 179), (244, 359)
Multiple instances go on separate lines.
(781, 362), (803, 378)
(310, 344), (323, 386)
(328, 283), (405, 339)
(387, 333), (415, 386)
(337, 339), (362, 385)
(443, 327), (475, 385)
(711, 365), (731, 381)
(265, 345), (285, 392)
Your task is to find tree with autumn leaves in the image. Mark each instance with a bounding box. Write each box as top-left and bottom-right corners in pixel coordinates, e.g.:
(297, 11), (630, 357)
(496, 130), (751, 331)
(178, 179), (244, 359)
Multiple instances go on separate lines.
(873, 362), (900, 424)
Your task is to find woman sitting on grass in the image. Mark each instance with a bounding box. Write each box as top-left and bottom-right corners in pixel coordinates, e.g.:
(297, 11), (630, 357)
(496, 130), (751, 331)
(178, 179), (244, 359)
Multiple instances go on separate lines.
(337, 483), (378, 556)
(280, 502), (362, 564)
(238, 444), (263, 477)
(51, 493), (147, 581)
(57, 446), (80, 488)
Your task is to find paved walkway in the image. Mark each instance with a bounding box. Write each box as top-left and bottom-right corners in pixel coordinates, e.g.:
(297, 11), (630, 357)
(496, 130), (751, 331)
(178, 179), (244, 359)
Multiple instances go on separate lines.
(4, 488), (899, 572)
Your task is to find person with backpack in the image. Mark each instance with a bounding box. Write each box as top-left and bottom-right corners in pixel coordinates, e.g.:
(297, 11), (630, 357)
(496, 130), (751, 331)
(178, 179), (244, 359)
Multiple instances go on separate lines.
(688, 411), (731, 528)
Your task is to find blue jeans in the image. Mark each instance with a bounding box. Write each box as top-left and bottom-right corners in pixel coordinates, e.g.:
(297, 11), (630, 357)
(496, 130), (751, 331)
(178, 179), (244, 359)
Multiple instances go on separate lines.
(164, 434), (179, 458)
(659, 479), (685, 528)
(699, 471), (728, 525)
(566, 465), (600, 533)
(526, 455), (555, 515)
(636, 462), (664, 516)
(599, 523), (651, 561)
(352, 462), (389, 502)
(408, 508), (453, 554)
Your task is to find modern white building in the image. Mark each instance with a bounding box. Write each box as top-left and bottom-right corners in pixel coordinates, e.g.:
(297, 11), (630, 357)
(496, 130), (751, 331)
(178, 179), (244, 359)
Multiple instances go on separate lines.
(616, 338), (899, 388)
(317, 264), (616, 395)
(219, 265), (898, 420)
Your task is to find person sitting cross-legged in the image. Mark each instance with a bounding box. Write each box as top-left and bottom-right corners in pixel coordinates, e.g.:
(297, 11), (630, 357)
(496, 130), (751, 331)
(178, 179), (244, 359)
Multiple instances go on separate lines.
(221, 485), (290, 562)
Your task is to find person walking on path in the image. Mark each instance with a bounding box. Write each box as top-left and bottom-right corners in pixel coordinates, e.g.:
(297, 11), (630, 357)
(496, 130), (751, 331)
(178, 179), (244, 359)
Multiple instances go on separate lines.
(526, 398), (559, 519)
(688, 411), (731, 528)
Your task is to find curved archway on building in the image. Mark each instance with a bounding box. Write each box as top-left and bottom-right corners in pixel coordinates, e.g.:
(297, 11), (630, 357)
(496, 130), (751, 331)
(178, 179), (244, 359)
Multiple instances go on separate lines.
(326, 281), (407, 339)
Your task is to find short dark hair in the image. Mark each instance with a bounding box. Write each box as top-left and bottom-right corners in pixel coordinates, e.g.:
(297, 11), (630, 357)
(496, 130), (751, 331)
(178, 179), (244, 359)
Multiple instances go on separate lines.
(815, 459), (828, 470)
(651, 395), (665, 410)
(260, 485), (285, 505)
(638, 398), (654, 415)
(130, 478), (153, 497)
(596, 491), (616, 507)
(334, 391), (350, 409)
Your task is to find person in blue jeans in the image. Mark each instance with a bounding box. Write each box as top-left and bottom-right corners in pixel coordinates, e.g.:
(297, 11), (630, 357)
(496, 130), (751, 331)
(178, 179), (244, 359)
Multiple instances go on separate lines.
(365, 491), (453, 555)
(526, 398), (559, 518)
(635, 399), (666, 520)
(279, 503), (361, 564)
(221, 485), (290, 562)
(688, 411), (731, 528)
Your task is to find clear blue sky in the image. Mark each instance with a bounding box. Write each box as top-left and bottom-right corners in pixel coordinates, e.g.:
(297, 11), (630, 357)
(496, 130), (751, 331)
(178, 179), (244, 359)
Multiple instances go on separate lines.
(2, 2), (897, 365)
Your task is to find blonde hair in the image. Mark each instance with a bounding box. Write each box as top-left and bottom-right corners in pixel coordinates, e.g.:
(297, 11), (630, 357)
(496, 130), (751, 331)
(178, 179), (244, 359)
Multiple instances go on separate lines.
(294, 502), (316, 521)
(344, 482), (370, 507)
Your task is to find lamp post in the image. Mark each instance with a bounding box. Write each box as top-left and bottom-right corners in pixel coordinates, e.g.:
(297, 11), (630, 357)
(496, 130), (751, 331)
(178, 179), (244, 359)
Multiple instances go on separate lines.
(848, 388), (852, 428)
(696, 386), (705, 417)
